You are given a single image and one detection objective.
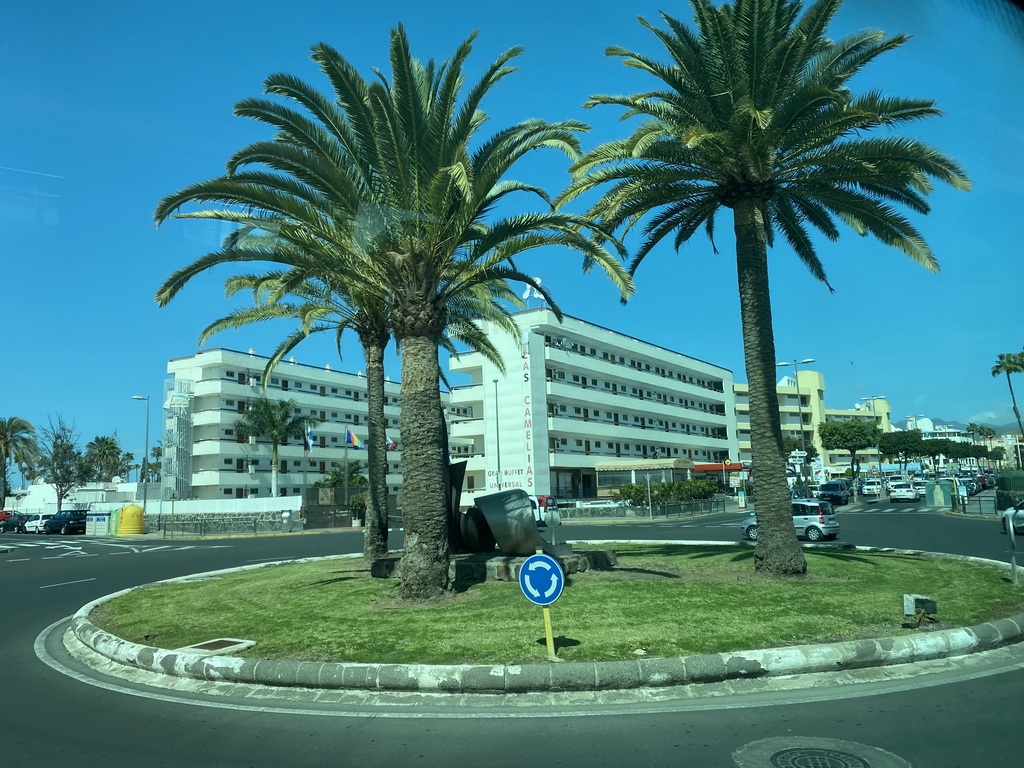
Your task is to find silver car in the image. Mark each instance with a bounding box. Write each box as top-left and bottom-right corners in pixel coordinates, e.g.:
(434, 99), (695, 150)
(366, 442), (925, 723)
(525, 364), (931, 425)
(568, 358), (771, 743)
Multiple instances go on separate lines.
(742, 499), (840, 542)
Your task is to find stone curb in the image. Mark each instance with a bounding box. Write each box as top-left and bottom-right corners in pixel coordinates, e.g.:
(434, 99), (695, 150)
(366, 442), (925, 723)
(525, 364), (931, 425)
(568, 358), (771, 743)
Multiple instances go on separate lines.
(69, 545), (1024, 695)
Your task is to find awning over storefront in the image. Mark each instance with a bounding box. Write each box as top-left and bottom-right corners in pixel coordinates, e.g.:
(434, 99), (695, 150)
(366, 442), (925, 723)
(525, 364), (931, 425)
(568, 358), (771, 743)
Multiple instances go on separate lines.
(693, 462), (751, 472)
(595, 458), (695, 472)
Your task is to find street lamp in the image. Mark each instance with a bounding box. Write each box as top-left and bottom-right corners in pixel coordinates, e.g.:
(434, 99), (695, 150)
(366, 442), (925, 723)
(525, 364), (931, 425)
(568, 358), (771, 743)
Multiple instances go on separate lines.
(862, 396), (887, 480)
(777, 358), (815, 483)
(131, 395), (150, 511)
(492, 379), (502, 491)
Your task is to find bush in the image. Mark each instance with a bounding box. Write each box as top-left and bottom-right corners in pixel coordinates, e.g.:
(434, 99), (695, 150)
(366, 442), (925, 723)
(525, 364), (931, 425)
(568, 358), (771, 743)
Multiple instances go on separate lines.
(612, 479), (718, 507)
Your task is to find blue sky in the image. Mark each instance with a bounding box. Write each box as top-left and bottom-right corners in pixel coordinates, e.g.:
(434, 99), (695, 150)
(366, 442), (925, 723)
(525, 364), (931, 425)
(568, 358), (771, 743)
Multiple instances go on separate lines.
(3, 0), (1023, 471)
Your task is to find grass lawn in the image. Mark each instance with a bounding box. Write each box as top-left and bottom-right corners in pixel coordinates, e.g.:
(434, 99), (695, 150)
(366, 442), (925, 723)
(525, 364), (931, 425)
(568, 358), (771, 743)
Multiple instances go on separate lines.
(88, 544), (1024, 665)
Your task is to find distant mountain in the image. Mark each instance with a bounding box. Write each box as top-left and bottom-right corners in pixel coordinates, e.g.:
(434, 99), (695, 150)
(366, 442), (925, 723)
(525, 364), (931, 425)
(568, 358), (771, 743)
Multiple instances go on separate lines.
(893, 419), (1018, 435)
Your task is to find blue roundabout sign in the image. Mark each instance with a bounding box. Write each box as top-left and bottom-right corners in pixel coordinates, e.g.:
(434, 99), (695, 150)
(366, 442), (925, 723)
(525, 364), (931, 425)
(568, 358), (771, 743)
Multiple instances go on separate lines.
(518, 553), (564, 606)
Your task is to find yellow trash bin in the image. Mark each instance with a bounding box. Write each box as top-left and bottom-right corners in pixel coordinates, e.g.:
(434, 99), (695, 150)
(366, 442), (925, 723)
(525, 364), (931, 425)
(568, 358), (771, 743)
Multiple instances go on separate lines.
(118, 504), (145, 535)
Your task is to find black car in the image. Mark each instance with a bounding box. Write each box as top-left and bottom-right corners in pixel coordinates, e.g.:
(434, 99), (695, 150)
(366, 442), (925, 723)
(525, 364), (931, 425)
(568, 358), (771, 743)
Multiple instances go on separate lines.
(0, 514), (31, 533)
(43, 510), (88, 535)
(817, 481), (851, 505)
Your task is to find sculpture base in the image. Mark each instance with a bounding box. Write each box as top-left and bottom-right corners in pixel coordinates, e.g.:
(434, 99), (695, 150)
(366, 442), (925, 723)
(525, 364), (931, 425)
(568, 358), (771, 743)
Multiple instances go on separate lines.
(369, 549), (617, 583)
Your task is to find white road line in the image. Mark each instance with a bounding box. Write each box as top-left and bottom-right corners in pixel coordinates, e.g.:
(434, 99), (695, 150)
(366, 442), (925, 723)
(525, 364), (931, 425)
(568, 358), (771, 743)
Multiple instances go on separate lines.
(7, 558), (31, 562)
(137, 545), (174, 553)
(39, 578), (97, 589)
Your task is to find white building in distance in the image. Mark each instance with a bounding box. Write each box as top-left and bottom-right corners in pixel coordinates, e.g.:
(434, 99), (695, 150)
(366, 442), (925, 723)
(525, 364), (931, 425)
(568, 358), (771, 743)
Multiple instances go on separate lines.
(447, 309), (738, 504)
(164, 348), (405, 501)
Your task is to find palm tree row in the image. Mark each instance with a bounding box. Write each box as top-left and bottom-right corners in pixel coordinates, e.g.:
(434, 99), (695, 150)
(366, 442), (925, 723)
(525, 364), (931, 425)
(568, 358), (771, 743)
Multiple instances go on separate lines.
(155, 0), (968, 590)
(155, 26), (632, 600)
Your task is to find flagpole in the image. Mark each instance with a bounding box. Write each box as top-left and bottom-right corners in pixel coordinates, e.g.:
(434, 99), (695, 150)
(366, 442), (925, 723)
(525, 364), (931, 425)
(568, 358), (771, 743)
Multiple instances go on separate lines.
(344, 442), (349, 505)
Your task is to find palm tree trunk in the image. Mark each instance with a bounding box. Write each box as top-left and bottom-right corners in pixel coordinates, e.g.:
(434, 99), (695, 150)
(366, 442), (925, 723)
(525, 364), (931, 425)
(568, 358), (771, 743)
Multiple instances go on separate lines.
(1006, 372), (1024, 470)
(396, 332), (451, 600)
(271, 443), (279, 497)
(361, 330), (390, 562)
(733, 198), (807, 576)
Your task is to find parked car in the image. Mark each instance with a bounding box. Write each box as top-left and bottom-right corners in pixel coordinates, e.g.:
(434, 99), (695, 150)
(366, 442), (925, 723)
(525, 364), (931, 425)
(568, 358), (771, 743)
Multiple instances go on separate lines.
(43, 510), (88, 535)
(22, 513), (54, 534)
(817, 481), (850, 505)
(0, 514), (30, 533)
(888, 482), (920, 502)
(1002, 502), (1024, 535)
(741, 499), (839, 542)
(860, 481), (882, 497)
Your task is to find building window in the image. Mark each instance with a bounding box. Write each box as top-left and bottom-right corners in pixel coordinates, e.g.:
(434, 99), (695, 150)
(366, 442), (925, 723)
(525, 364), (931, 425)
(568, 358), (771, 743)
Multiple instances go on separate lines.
(271, 378), (279, 385)
(575, 440), (583, 447)
(223, 489), (233, 496)
(226, 371), (235, 377)
(223, 459), (233, 466)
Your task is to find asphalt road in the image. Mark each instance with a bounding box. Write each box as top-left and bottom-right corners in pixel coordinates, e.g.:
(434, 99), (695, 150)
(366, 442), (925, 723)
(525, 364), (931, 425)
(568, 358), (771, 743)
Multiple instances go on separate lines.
(3, 499), (1022, 768)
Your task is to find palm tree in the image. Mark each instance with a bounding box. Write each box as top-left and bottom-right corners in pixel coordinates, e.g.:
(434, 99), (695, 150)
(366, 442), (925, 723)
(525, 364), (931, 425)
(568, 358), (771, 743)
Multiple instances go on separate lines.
(154, 27), (633, 600)
(992, 352), (1024, 469)
(560, 0), (970, 576)
(0, 417), (38, 508)
(85, 434), (124, 481)
(235, 397), (321, 497)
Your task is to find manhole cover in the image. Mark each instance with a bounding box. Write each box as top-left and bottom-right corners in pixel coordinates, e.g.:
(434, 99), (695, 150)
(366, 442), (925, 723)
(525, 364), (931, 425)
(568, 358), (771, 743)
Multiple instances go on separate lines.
(733, 738), (912, 768)
(770, 747), (870, 768)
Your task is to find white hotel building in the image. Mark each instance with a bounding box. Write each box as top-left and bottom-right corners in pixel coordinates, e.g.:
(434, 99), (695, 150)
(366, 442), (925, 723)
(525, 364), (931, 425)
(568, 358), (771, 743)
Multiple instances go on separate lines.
(447, 309), (739, 504)
(163, 348), (405, 501)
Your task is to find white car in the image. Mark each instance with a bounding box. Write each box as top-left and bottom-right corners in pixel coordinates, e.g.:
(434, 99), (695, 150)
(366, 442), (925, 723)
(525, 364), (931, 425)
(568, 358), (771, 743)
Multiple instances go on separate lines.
(22, 513), (54, 533)
(888, 482), (919, 503)
(860, 481), (882, 496)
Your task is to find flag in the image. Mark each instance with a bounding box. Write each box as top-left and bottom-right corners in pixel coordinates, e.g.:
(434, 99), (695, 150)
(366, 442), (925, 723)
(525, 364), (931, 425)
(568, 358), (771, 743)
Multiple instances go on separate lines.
(385, 435), (398, 451)
(304, 425), (313, 453)
(345, 428), (362, 449)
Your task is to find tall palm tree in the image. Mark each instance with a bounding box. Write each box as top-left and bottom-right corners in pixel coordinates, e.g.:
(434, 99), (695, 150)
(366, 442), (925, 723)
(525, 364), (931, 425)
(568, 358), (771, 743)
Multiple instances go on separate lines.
(992, 352), (1024, 469)
(560, 0), (970, 575)
(235, 397), (321, 497)
(0, 417), (38, 508)
(154, 27), (632, 600)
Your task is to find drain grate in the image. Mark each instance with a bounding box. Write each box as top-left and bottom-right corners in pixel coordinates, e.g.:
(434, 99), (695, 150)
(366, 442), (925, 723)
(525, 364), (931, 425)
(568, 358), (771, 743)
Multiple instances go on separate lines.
(770, 748), (871, 768)
(174, 638), (256, 656)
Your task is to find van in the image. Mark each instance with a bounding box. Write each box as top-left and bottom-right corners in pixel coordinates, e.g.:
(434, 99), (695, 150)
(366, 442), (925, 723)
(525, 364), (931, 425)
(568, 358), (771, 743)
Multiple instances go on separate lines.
(530, 496), (561, 526)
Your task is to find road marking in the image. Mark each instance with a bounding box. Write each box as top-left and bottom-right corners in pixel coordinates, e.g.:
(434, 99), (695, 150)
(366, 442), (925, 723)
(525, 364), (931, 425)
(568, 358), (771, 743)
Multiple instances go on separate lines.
(39, 578), (97, 589)
(6, 558), (31, 562)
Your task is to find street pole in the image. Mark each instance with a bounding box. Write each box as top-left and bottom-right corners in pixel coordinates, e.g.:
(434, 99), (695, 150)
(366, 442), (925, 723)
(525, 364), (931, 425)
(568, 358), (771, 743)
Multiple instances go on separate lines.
(131, 395), (150, 511)
(645, 472), (653, 519)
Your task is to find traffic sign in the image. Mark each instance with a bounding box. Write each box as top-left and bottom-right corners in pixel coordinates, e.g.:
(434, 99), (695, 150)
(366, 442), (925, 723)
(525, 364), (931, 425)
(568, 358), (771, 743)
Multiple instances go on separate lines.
(790, 450), (808, 458)
(790, 457), (805, 465)
(519, 554), (564, 606)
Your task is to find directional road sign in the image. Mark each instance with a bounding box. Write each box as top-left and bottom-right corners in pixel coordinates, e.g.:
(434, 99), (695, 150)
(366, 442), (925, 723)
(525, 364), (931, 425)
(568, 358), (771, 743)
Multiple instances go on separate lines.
(790, 450), (808, 458)
(519, 553), (564, 606)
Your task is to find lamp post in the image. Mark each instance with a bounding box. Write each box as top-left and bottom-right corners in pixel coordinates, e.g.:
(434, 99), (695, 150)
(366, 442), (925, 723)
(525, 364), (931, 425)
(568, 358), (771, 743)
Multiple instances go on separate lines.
(862, 396), (887, 481)
(492, 379), (502, 491)
(777, 358), (815, 484)
(131, 395), (150, 511)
